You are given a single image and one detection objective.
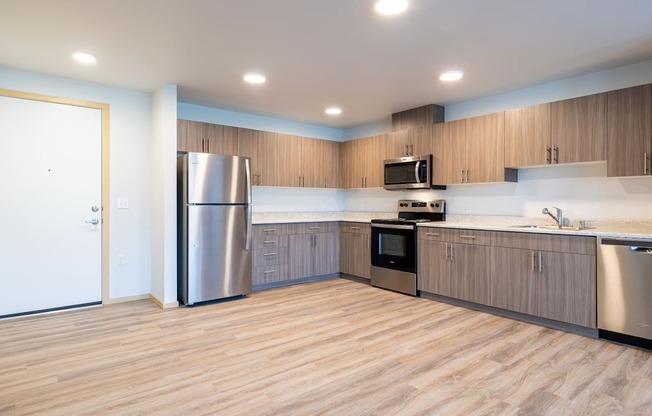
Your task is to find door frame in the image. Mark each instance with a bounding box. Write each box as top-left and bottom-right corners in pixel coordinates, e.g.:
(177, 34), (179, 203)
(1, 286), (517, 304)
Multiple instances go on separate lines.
(0, 88), (110, 304)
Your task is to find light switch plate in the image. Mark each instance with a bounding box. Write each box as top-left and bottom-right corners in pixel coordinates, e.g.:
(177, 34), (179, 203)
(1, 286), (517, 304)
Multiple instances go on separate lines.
(117, 197), (129, 209)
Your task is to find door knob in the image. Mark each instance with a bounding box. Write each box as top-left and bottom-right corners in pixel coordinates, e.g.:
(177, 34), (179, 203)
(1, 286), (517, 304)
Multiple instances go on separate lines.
(86, 218), (99, 225)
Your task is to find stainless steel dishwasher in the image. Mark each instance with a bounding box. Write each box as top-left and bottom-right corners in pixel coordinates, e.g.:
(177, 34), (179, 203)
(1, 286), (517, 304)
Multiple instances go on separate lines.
(598, 238), (652, 349)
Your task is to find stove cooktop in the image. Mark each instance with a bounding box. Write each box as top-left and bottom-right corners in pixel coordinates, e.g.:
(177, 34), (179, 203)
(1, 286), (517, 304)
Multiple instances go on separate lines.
(370, 199), (446, 225)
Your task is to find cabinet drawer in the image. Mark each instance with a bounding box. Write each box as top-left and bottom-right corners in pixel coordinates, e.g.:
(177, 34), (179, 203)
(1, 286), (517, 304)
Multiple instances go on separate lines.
(252, 234), (289, 250)
(340, 222), (370, 234)
(253, 264), (289, 285)
(491, 231), (596, 255)
(253, 247), (289, 267)
(418, 227), (456, 241)
(451, 229), (492, 245)
(287, 222), (339, 234)
(252, 224), (289, 237)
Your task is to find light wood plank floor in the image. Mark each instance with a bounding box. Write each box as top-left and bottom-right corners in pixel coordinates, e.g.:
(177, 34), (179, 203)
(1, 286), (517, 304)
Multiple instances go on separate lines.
(1, 278), (651, 416)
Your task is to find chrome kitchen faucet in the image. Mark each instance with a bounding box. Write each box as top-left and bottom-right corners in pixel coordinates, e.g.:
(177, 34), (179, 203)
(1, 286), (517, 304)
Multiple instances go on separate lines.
(542, 206), (563, 228)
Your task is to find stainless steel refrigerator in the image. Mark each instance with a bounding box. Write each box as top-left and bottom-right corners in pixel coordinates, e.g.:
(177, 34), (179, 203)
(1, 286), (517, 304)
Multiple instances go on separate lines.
(177, 152), (252, 305)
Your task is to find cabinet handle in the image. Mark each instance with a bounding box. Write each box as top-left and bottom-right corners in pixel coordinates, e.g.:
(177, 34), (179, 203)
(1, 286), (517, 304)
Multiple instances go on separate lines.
(460, 169), (464, 184)
(263, 253), (277, 257)
(445, 243), (449, 260)
(206, 138), (210, 153)
(425, 232), (439, 237)
(545, 147), (551, 164)
(364, 177), (367, 188)
(309, 227), (320, 230)
(645, 152), (650, 175)
(553, 146), (559, 164)
(263, 240), (277, 244)
(263, 270), (277, 274)
(350, 226), (361, 230)
(466, 170), (469, 183)
(459, 235), (476, 240)
(361, 177), (365, 188)
(324, 178), (327, 188)
(263, 228), (277, 233)
(451, 244), (455, 261)
(538, 251), (543, 272)
(531, 250), (535, 272)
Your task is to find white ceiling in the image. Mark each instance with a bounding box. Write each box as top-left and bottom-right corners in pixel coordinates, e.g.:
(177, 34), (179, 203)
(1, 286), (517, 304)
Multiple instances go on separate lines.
(2, 0), (652, 128)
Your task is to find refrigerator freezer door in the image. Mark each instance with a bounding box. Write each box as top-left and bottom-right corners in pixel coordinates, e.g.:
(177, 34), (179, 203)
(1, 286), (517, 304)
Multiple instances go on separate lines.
(186, 152), (249, 204)
(182, 205), (252, 304)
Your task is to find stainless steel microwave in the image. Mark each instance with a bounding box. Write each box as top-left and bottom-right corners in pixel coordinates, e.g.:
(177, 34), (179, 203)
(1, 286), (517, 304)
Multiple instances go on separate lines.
(383, 155), (431, 190)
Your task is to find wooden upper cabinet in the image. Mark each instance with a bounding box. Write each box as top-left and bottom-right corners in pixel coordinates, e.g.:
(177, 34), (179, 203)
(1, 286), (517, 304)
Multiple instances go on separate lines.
(177, 119), (205, 152)
(551, 92), (607, 164)
(322, 139), (342, 188)
(204, 123), (238, 155)
(387, 130), (410, 158)
(439, 120), (466, 184)
(177, 120), (238, 155)
(607, 84), (652, 177)
(301, 137), (323, 188)
(238, 128), (279, 186)
(342, 134), (386, 188)
(466, 112), (508, 183)
(276, 133), (303, 187)
(504, 103), (552, 167)
(386, 127), (432, 158)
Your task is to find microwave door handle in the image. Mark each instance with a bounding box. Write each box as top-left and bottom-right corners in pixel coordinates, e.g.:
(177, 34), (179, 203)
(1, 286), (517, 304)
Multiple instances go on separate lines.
(414, 161), (421, 183)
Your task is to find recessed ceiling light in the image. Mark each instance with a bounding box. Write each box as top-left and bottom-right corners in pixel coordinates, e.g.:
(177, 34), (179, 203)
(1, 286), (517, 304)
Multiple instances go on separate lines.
(243, 73), (266, 84)
(374, 0), (408, 15)
(440, 70), (464, 81)
(325, 107), (342, 115)
(72, 52), (97, 64)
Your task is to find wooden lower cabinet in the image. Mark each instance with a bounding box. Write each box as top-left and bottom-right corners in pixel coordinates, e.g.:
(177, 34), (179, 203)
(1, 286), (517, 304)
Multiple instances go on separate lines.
(417, 228), (490, 304)
(419, 228), (597, 329)
(488, 232), (597, 328)
(339, 222), (371, 279)
(287, 223), (339, 280)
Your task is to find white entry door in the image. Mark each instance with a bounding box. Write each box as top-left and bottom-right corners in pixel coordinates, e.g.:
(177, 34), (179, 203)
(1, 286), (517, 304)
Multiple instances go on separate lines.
(0, 95), (102, 317)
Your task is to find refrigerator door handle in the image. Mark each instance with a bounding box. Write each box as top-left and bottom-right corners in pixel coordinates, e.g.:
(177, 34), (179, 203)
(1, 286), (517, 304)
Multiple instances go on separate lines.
(244, 158), (252, 251)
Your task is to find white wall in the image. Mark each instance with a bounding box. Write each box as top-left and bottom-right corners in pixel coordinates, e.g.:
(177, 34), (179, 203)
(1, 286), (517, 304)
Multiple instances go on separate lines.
(151, 84), (178, 306)
(0, 66), (153, 300)
(344, 58), (652, 220)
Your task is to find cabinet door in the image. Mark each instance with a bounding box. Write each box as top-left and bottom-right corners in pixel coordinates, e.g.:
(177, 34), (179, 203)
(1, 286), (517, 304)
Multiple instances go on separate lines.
(551, 93), (607, 164)
(177, 119), (205, 152)
(409, 125), (433, 157)
(276, 133), (302, 187)
(341, 139), (360, 189)
(441, 120), (466, 184)
(504, 103), (551, 167)
(314, 232), (339, 276)
(450, 243), (490, 304)
(466, 112), (505, 183)
(340, 231), (370, 279)
(607, 84), (652, 177)
(387, 130), (410, 158)
(365, 134), (387, 188)
(238, 128), (279, 186)
(489, 247), (534, 315)
(535, 252), (597, 328)
(417, 240), (451, 296)
(301, 137), (323, 188)
(205, 124), (238, 155)
(288, 234), (313, 280)
(323, 139), (342, 188)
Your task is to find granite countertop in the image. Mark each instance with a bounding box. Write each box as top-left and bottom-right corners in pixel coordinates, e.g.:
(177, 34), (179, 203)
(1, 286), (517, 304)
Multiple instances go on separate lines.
(253, 212), (652, 239)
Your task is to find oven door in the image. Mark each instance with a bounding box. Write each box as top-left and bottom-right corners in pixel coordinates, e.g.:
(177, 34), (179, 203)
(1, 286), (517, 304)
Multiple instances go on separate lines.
(371, 223), (416, 273)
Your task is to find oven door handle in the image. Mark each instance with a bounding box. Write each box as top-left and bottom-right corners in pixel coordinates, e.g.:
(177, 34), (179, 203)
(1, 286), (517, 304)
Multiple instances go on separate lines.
(371, 223), (415, 230)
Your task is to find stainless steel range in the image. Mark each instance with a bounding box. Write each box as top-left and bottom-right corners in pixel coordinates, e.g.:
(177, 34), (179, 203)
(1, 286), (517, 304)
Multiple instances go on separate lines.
(370, 199), (446, 295)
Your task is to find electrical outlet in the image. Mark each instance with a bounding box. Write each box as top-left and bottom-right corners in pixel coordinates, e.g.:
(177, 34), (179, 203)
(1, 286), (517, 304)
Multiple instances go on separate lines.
(117, 254), (125, 266)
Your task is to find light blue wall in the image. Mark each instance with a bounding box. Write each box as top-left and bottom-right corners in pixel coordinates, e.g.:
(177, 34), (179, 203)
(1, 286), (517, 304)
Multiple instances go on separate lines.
(178, 102), (345, 141)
